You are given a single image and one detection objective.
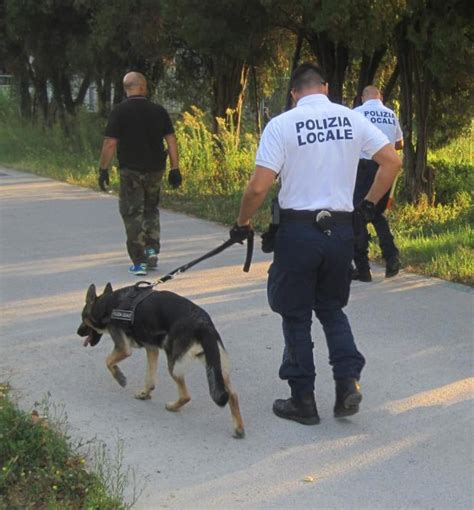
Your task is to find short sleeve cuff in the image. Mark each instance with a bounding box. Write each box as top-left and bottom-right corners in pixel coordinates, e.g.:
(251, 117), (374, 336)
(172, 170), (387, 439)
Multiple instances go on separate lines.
(365, 140), (389, 159)
(255, 159), (280, 174)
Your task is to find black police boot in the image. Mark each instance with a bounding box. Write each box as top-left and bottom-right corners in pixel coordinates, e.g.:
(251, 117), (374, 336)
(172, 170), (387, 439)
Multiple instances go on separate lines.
(351, 266), (372, 282)
(273, 393), (320, 425)
(334, 378), (362, 418)
(385, 256), (400, 278)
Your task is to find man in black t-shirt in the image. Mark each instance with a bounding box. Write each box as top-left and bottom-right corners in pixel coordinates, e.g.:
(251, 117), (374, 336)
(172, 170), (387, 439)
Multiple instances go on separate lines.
(98, 72), (182, 275)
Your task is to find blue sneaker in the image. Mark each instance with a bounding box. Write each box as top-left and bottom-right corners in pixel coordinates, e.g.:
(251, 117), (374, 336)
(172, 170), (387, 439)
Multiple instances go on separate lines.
(128, 263), (147, 275)
(145, 248), (158, 269)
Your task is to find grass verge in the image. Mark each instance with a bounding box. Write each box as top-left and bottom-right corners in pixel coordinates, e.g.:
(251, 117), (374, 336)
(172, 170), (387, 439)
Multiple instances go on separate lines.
(0, 384), (139, 509)
(369, 193), (473, 285)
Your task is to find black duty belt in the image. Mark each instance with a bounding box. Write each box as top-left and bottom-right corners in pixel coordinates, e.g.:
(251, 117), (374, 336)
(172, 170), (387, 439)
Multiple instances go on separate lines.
(280, 209), (353, 224)
(280, 208), (353, 236)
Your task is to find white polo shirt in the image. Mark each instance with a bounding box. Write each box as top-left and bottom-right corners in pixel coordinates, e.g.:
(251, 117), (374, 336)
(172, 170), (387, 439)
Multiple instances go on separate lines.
(354, 99), (402, 159)
(255, 94), (389, 211)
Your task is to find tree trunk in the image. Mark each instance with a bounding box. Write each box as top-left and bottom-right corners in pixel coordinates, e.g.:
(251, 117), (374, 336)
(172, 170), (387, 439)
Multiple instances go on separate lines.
(16, 69), (32, 119)
(251, 65), (262, 135)
(306, 31), (349, 104)
(32, 77), (49, 124)
(51, 74), (69, 133)
(285, 30), (304, 111)
(60, 73), (75, 115)
(397, 28), (415, 202)
(210, 56), (249, 137)
(113, 72), (124, 105)
(382, 63), (399, 103)
(397, 21), (433, 203)
(96, 74), (112, 117)
(412, 52), (433, 201)
(353, 47), (387, 107)
(74, 73), (92, 109)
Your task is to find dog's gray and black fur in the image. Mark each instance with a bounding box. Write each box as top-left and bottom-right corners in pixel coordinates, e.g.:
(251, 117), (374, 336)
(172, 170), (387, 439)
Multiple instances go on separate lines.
(77, 283), (244, 438)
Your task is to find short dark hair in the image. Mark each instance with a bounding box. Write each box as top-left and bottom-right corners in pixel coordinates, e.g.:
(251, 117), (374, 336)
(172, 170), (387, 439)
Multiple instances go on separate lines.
(290, 63), (327, 92)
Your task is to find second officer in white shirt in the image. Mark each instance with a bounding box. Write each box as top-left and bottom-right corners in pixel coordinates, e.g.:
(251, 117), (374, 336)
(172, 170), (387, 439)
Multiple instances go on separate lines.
(353, 85), (403, 281)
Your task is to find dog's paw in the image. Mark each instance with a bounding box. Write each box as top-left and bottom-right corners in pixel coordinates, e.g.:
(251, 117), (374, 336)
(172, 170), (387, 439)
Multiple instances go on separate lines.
(165, 401), (181, 412)
(233, 428), (245, 439)
(114, 370), (127, 388)
(134, 391), (152, 400)
(165, 397), (190, 412)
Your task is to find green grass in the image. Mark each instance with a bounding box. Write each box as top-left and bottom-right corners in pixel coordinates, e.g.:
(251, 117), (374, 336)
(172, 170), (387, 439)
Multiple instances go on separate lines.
(0, 384), (136, 509)
(0, 96), (472, 284)
(369, 193), (473, 285)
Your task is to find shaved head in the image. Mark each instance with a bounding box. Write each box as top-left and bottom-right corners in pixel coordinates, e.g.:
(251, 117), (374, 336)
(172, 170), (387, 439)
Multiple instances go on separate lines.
(362, 85), (382, 101)
(123, 72), (147, 95)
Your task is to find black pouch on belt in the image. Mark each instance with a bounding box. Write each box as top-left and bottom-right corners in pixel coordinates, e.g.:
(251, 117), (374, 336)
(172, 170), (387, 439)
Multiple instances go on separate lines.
(261, 198), (280, 253)
(315, 210), (335, 236)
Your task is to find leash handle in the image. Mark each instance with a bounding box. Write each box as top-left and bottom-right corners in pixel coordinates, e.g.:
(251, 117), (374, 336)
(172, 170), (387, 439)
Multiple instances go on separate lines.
(243, 230), (254, 272)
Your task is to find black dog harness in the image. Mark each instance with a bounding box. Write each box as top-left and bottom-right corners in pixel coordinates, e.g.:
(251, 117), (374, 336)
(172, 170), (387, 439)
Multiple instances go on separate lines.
(110, 282), (154, 324)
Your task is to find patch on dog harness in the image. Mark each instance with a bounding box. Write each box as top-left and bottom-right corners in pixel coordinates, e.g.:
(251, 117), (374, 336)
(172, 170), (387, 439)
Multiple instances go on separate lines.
(111, 309), (134, 322)
(111, 282), (154, 325)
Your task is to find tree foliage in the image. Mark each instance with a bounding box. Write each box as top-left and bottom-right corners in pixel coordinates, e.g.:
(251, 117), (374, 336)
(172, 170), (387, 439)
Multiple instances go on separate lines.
(1, 0), (473, 201)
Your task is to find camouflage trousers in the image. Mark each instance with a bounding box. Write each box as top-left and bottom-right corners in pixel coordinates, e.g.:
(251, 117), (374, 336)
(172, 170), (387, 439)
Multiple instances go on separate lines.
(119, 168), (165, 265)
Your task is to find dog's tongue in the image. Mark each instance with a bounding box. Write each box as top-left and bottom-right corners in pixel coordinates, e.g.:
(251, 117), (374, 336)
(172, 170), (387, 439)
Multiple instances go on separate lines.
(83, 335), (92, 347)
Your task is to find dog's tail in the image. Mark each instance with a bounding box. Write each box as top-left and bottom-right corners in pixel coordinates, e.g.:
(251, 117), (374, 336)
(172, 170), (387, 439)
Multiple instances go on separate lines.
(196, 325), (229, 407)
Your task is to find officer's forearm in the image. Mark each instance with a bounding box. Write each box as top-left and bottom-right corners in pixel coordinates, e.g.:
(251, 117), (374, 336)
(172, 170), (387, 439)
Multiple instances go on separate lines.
(165, 134), (179, 169)
(99, 138), (118, 169)
(365, 165), (399, 204)
(237, 166), (276, 225)
(366, 144), (401, 204)
(237, 187), (268, 226)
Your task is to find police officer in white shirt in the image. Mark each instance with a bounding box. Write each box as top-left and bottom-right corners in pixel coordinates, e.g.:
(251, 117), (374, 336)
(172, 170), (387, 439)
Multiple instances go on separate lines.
(229, 64), (401, 425)
(352, 85), (404, 281)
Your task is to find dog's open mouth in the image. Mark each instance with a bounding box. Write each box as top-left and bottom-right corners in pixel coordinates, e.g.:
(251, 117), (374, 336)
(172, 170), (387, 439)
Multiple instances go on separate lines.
(77, 322), (103, 347)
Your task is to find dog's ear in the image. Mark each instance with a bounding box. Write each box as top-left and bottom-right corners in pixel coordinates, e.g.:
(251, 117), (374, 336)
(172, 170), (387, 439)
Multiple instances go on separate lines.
(86, 284), (97, 305)
(103, 282), (113, 295)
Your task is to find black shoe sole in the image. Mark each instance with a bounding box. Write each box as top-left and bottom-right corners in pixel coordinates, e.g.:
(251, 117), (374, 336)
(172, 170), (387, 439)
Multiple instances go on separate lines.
(334, 392), (363, 418)
(273, 406), (320, 425)
(351, 271), (372, 282)
(353, 276), (372, 282)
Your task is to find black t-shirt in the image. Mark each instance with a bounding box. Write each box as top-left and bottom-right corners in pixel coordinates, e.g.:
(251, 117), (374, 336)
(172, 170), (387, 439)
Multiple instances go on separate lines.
(104, 96), (174, 172)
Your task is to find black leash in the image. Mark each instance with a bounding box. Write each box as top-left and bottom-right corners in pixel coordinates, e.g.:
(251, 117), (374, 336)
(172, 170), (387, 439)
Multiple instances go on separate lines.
(150, 234), (254, 287)
(111, 235), (254, 325)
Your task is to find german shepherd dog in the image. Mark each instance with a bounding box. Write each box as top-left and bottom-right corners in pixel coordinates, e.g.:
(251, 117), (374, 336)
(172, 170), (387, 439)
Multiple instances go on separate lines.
(77, 283), (245, 438)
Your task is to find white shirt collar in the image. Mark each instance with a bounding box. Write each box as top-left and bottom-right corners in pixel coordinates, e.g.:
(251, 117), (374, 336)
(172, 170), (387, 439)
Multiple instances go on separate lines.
(362, 99), (383, 107)
(297, 94), (330, 107)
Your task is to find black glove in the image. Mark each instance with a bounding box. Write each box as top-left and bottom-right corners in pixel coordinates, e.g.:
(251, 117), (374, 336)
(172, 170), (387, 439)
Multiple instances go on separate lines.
(261, 223), (279, 253)
(168, 168), (182, 189)
(98, 168), (109, 191)
(229, 223), (253, 244)
(354, 199), (376, 223)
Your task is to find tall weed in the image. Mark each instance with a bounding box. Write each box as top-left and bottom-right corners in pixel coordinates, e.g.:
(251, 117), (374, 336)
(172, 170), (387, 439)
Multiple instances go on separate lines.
(174, 106), (257, 195)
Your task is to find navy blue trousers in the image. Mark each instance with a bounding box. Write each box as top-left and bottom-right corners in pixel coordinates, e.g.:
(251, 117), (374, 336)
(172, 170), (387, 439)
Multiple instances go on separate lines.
(353, 159), (399, 269)
(267, 221), (366, 399)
